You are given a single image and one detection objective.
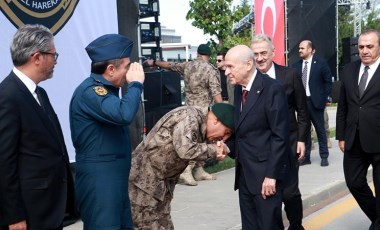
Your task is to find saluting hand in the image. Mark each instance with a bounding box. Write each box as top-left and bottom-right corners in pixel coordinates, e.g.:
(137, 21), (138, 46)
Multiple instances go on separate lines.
(126, 62), (145, 84)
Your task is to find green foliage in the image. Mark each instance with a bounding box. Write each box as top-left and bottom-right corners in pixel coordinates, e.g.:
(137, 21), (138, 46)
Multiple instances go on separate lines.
(338, 0), (380, 66)
(204, 156), (235, 174)
(186, 0), (252, 62)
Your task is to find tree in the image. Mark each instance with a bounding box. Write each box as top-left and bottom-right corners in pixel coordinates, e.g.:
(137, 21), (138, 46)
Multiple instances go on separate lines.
(186, 0), (252, 54)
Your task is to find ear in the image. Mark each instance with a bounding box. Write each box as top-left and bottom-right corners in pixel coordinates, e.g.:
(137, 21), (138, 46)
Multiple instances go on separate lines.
(246, 59), (254, 71)
(31, 52), (43, 65)
(106, 64), (115, 76)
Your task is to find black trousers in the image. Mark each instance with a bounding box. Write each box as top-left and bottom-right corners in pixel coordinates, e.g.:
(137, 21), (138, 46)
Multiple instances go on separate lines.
(283, 158), (303, 230)
(344, 131), (380, 228)
(238, 169), (284, 230)
(305, 99), (329, 160)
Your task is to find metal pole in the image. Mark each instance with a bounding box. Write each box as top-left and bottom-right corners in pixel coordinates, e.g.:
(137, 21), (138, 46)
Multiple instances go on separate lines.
(336, 0), (339, 80)
(284, 0), (288, 66)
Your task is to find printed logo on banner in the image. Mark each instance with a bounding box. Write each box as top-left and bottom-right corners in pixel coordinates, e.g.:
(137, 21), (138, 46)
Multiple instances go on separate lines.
(0, 0), (79, 35)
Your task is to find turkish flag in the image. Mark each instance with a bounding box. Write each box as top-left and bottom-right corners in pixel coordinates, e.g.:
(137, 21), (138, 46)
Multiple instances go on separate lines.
(254, 0), (285, 65)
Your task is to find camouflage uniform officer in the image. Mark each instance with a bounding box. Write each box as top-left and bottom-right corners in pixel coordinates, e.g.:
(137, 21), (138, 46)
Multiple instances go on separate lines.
(70, 34), (144, 230)
(129, 103), (234, 229)
(144, 44), (223, 186)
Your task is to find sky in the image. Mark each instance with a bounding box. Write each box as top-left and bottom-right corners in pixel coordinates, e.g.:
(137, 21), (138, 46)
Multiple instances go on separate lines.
(157, 0), (242, 46)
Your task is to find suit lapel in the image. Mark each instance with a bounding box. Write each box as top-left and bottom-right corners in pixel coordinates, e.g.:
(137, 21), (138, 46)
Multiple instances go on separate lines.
(309, 57), (317, 82)
(274, 63), (284, 81)
(362, 64), (380, 98)
(10, 73), (58, 138)
(237, 73), (264, 130)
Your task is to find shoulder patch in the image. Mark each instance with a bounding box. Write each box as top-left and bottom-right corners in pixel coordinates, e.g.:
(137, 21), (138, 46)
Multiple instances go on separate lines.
(191, 132), (198, 142)
(93, 86), (108, 96)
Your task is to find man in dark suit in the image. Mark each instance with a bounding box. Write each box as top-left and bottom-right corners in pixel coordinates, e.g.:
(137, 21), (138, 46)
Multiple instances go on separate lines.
(225, 45), (291, 230)
(0, 24), (75, 230)
(336, 29), (380, 230)
(292, 40), (332, 167)
(251, 34), (309, 230)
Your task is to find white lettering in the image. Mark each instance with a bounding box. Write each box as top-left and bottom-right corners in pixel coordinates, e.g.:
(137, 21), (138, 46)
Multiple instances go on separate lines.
(21, 0), (30, 6)
(31, 0), (59, 10)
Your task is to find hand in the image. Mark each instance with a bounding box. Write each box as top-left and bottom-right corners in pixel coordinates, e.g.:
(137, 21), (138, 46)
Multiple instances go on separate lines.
(126, 62), (145, 84)
(338, 140), (345, 153)
(9, 220), (27, 230)
(143, 59), (154, 66)
(261, 177), (276, 199)
(214, 141), (227, 161)
(296, 141), (305, 161)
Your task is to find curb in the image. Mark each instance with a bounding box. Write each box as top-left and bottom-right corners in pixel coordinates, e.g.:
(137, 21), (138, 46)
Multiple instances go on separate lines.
(301, 167), (373, 217)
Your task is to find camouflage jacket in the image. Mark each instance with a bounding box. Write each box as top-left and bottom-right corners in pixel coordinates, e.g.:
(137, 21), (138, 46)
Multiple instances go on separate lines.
(129, 106), (217, 201)
(168, 58), (221, 107)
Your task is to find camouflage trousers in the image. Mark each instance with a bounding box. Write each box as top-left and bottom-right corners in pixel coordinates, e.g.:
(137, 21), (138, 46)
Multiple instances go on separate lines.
(129, 183), (174, 230)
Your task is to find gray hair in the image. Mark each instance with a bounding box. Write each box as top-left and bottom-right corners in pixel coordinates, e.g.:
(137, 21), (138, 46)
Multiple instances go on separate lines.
(10, 24), (54, 66)
(251, 34), (274, 51)
(360, 29), (380, 46)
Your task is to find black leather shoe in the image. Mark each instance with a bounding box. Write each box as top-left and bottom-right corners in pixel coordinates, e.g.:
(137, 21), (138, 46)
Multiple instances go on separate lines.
(300, 159), (311, 166)
(321, 158), (329, 167)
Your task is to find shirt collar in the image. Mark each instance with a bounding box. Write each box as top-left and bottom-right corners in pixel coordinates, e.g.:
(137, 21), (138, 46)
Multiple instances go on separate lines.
(13, 67), (37, 94)
(264, 63), (276, 79)
(361, 56), (380, 72)
(243, 69), (256, 92)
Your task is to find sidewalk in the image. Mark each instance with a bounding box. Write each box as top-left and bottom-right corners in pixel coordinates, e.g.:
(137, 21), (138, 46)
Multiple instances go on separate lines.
(65, 107), (352, 230)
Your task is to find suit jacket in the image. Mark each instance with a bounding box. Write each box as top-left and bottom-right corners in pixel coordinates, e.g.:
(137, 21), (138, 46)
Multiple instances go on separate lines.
(0, 72), (75, 229)
(274, 63), (309, 154)
(292, 56), (332, 110)
(229, 71), (291, 194)
(336, 60), (380, 153)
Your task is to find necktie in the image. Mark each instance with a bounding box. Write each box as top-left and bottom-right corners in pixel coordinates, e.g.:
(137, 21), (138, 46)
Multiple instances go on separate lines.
(35, 86), (46, 112)
(242, 90), (248, 107)
(302, 61), (308, 89)
(358, 66), (369, 98)
(35, 86), (55, 126)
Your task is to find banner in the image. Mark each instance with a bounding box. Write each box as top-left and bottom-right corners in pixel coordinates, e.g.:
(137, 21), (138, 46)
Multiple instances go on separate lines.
(0, 0), (119, 161)
(254, 0), (285, 65)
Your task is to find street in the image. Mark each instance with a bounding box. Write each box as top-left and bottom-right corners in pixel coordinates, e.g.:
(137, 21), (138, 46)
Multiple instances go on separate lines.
(303, 191), (372, 230)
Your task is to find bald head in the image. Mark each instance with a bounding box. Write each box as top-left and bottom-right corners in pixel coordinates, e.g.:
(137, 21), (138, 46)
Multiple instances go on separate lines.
(299, 40), (313, 60)
(224, 45), (256, 87)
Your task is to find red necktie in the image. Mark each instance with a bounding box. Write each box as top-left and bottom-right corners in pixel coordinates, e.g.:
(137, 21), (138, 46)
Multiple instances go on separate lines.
(242, 90), (248, 106)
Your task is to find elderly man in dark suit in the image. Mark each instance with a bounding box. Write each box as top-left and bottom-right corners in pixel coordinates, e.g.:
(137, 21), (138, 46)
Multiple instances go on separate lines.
(292, 40), (332, 167)
(0, 24), (75, 230)
(336, 29), (380, 230)
(251, 34), (309, 230)
(225, 45), (292, 230)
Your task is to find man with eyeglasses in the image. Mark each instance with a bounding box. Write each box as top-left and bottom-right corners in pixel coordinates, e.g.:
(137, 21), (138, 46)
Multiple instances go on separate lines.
(0, 24), (76, 230)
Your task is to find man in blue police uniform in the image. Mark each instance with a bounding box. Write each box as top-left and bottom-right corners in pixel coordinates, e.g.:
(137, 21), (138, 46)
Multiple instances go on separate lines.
(69, 34), (145, 230)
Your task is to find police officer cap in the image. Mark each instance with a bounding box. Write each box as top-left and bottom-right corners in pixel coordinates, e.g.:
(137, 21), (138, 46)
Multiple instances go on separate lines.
(85, 34), (133, 63)
(211, 103), (235, 130)
(197, 44), (211, 56)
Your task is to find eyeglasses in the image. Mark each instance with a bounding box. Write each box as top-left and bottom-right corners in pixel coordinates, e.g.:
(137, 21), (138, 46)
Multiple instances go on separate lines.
(217, 59), (223, 62)
(40, 51), (59, 61)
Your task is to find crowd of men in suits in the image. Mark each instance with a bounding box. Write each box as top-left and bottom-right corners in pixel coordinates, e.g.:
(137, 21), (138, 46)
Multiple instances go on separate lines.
(1, 23), (380, 230)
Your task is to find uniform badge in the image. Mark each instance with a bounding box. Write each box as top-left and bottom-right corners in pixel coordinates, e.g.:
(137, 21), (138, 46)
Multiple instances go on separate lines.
(191, 132), (198, 142)
(93, 86), (108, 96)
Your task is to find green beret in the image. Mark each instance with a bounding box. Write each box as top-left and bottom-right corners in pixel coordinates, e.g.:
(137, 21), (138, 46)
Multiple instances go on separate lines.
(211, 103), (235, 129)
(197, 44), (211, 56)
